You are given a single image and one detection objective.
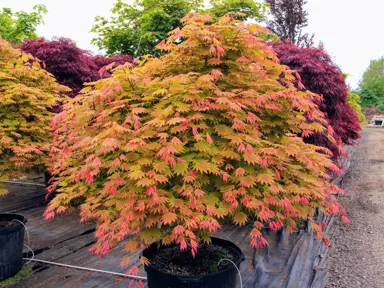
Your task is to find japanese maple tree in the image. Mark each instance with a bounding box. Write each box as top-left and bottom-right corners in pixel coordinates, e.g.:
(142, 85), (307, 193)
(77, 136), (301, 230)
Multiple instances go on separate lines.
(0, 38), (67, 195)
(272, 41), (361, 159)
(19, 37), (134, 99)
(46, 13), (347, 264)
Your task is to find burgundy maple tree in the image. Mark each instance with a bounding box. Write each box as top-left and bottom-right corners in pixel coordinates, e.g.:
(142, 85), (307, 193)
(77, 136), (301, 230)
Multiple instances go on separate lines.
(19, 37), (134, 99)
(272, 41), (361, 159)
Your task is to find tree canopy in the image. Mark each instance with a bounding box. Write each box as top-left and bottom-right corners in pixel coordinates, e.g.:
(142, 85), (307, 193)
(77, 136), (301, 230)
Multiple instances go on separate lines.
(358, 88), (380, 109)
(0, 37), (67, 195)
(91, 0), (268, 56)
(47, 13), (346, 261)
(266, 0), (313, 47)
(0, 5), (47, 44)
(20, 37), (134, 102)
(360, 57), (384, 102)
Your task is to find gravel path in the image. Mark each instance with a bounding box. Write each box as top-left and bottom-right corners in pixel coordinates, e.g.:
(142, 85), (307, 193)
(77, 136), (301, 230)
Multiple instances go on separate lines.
(327, 128), (384, 288)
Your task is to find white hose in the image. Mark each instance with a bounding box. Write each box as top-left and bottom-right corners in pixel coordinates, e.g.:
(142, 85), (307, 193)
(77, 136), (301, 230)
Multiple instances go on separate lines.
(22, 258), (147, 281)
(218, 258), (243, 288)
(14, 218), (146, 281)
(11, 219), (35, 264)
(13, 218), (242, 284)
(1, 180), (46, 187)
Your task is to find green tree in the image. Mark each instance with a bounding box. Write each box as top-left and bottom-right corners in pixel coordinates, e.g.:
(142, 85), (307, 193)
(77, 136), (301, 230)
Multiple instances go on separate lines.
(358, 88), (380, 108)
(360, 57), (384, 100)
(91, 0), (203, 56)
(91, 0), (268, 56)
(0, 5), (47, 44)
(208, 0), (268, 21)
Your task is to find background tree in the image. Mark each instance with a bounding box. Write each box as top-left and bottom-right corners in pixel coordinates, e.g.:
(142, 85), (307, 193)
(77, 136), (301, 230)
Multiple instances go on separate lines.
(0, 5), (47, 44)
(358, 88), (380, 108)
(20, 37), (134, 101)
(91, 0), (203, 56)
(272, 41), (361, 159)
(208, 0), (268, 21)
(0, 37), (67, 195)
(91, 0), (268, 56)
(360, 57), (384, 103)
(266, 0), (314, 47)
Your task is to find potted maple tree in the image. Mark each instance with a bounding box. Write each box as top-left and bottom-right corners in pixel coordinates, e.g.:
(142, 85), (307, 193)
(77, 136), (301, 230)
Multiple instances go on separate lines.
(0, 38), (66, 280)
(46, 13), (348, 288)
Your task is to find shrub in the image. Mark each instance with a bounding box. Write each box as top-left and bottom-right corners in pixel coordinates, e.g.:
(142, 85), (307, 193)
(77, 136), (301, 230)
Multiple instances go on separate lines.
(0, 38), (67, 195)
(272, 41), (361, 158)
(347, 93), (365, 123)
(46, 14), (346, 263)
(19, 38), (134, 99)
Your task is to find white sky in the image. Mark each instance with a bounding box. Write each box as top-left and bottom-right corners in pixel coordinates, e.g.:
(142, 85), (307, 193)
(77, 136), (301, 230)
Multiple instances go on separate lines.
(1, 0), (382, 89)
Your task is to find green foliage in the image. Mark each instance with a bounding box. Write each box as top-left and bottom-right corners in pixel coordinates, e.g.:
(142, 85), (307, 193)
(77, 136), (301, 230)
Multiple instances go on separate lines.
(91, 0), (268, 56)
(347, 93), (366, 123)
(360, 57), (384, 101)
(208, 0), (268, 21)
(91, 0), (203, 56)
(0, 37), (68, 195)
(0, 5), (47, 44)
(48, 14), (346, 263)
(358, 88), (380, 108)
(0, 265), (32, 288)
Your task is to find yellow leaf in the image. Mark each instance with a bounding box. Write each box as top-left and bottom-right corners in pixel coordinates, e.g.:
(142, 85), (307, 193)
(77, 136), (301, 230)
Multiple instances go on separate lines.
(233, 212), (248, 226)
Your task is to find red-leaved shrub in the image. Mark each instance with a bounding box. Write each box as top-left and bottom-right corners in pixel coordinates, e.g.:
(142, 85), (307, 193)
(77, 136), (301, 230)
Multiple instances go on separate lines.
(272, 42), (361, 158)
(19, 37), (134, 99)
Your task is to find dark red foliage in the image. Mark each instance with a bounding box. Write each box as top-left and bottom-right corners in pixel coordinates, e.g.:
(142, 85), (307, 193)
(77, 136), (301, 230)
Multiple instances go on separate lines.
(19, 37), (134, 98)
(93, 54), (134, 77)
(272, 41), (361, 158)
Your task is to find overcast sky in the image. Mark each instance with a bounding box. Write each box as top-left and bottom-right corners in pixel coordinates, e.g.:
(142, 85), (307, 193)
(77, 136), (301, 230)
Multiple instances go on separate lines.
(1, 0), (382, 89)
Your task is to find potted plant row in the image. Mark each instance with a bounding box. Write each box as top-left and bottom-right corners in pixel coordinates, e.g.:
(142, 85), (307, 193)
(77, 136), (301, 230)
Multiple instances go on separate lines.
(0, 38), (66, 279)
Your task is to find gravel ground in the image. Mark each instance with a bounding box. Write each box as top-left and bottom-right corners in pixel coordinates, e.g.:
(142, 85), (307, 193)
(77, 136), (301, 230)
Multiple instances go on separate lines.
(326, 128), (384, 288)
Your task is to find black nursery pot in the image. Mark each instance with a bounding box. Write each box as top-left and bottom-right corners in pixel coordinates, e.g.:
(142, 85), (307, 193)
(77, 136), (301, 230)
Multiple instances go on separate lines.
(0, 213), (27, 280)
(142, 237), (245, 288)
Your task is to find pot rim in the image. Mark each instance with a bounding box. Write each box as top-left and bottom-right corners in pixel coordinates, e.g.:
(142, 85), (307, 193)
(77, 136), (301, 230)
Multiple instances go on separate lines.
(141, 236), (245, 279)
(0, 213), (27, 235)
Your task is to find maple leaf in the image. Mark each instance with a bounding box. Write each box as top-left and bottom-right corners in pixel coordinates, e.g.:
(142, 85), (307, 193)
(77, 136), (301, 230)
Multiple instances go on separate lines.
(194, 159), (215, 173)
(127, 266), (140, 276)
(233, 212), (248, 226)
(128, 170), (145, 180)
(234, 168), (245, 176)
(161, 213), (178, 225)
(238, 176), (256, 188)
(257, 174), (274, 184)
(125, 241), (140, 252)
(140, 256), (151, 266)
(172, 161), (188, 175)
(120, 257), (131, 268)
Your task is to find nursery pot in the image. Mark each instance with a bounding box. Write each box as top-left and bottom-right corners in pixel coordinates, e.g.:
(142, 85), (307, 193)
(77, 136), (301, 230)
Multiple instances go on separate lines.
(142, 237), (245, 288)
(0, 213), (27, 280)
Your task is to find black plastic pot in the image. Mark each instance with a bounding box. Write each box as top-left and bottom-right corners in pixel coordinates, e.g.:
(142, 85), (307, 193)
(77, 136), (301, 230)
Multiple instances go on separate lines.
(142, 237), (245, 288)
(44, 172), (51, 187)
(0, 213), (27, 280)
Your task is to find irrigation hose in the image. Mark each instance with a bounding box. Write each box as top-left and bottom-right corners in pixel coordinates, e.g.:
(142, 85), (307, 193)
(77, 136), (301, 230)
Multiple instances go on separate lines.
(22, 258), (147, 281)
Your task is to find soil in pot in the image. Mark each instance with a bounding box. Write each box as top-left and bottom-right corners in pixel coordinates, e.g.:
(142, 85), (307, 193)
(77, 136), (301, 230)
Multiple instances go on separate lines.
(143, 237), (244, 288)
(150, 243), (235, 276)
(0, 221), (18, 229)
